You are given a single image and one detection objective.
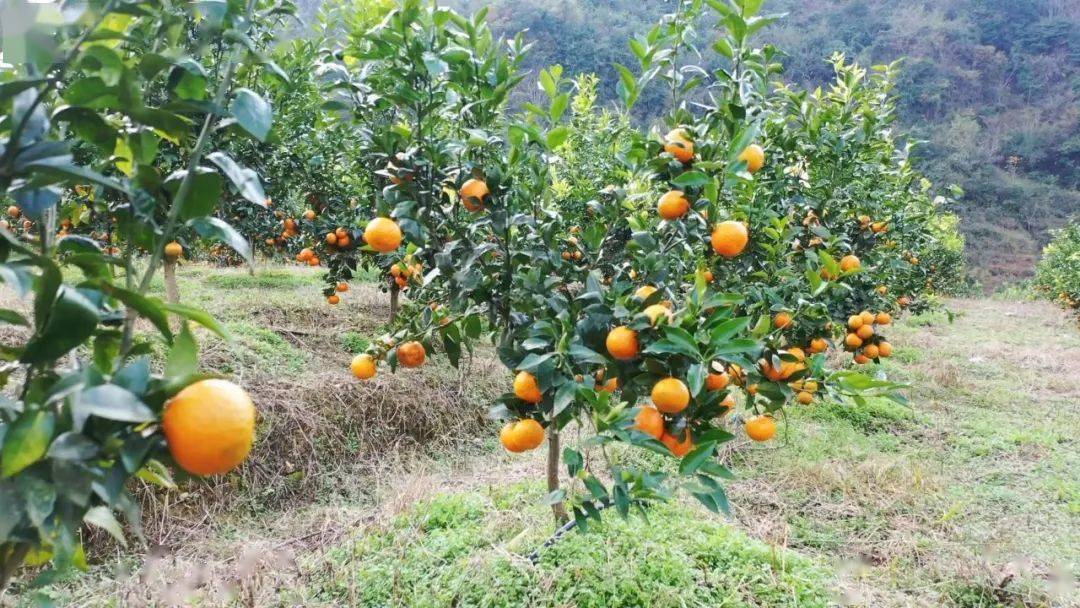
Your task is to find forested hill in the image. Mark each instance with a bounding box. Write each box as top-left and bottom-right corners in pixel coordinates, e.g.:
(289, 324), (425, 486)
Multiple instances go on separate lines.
(300, 0), (1080, 289)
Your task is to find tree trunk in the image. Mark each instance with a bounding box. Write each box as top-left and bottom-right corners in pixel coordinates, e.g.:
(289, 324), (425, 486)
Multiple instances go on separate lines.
(163, 258), (180, 305)
(547, 428), (569, 524)
(389, 282), (400, 323)
(0, 542), (29, 595)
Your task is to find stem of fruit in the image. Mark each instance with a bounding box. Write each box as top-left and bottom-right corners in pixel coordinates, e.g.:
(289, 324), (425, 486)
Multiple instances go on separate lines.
(547, 427), (569, 524)
(0, 542), (29, 594)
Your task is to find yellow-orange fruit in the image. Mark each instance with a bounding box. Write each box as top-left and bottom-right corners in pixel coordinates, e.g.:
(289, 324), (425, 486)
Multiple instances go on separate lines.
(660, 430), (694, 457)
(651, 377), (690, 414)
(500, 419), (545, 453)
(396, 341), (426, 368)
(664, 129), (694, 163)
(738, 144), (765, 173)
(363, 217), (403, 253)
(658, 190), (690, 220)
(633, 406), (665, 440)
(513, 371), (543, 404)
(606, 326), (640, 361)
(711, 221), (749, 258)
(460, 178), (490, 212)
(745, 415), (776, 442)
(840, 255), (861, 272)
(351, 354), (376, 380)
(163, 380), (255, 476)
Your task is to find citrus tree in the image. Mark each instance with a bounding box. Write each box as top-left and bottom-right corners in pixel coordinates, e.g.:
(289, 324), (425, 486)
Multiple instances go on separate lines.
(1034, 218), (1080, 316)
(0, 0), (288, 589)
(338, 0), (922, 532)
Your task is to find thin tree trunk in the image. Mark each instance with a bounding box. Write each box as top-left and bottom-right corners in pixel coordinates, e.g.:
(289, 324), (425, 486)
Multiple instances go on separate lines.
(163, 258), (180, 305)
(0, 542), (29, 594)
(389, 282), (400, 323)
(547, 428), (569, 524)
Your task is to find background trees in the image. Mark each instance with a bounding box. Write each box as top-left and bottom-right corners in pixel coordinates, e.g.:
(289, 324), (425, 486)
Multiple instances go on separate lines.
(296, 0), (1079, 291)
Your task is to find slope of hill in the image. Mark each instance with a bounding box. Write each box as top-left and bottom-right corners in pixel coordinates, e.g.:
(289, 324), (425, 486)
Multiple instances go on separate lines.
(300, 0), (1080, 289)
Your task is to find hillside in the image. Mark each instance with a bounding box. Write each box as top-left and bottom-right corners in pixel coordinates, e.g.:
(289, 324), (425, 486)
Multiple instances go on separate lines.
(301, 0), (1080, 289)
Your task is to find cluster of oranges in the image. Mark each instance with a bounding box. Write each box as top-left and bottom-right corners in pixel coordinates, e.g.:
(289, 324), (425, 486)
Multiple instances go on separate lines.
(390, 256), (423, 290)
(350, 338), (426, 379)
(857, 214), (888, 234)
(844, 310), (894, 364)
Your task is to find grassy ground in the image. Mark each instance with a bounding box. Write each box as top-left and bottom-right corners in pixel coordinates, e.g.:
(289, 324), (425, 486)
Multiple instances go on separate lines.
(3, 265), (1078, 607)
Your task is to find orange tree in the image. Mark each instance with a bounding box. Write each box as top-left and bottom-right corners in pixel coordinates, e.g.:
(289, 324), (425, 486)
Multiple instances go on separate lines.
(278, 0), (526, 315)
(1034, 218), (1080, 316)
(0, 0), (287, 589)
(344, 0), (914, 529)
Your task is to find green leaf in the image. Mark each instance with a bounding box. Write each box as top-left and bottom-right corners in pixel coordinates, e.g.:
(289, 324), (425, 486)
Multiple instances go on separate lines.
(679, 441), (717, 475)
(74, 385), (155, 425)
(553, 381), (578, 416)
(96, 283), (172, 341)
(230, 88), (272, 142)
(546, 126), (570, 150)
(671, 171), (710, 188)
(83, 506), (126, 548)
(206, 151), (267, 207)
(1, 410), (55, 478)
(162, 302), (229, 339)
(165, 167), (223, 221)
(21, 286), (100, 365)
(47, 432), (100, 460)
(23, 476), (56, 529)
(186, 217), (252, 267)
(165, 323), (198, 378)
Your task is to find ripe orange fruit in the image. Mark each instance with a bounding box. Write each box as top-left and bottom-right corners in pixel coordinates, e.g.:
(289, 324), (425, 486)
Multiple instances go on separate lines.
(298, 248), (314, 262)
(898, 296), (911, 308)
(857, 214), (871, 226)
(845, 333), (863, 349)
(848, 315), (863, 330)
(635, 285), (658, 299)
(351, 354), (376, 380)
(809, 338), (829, 353)
(876, 312), (892, 325)
(336, 282), (349, 293)
(284, 218), (297, 232)
(738, 144), (765, 173)
(702, 269), (714, 283)
(633, 406), (665, 440)
(840, 255), (861, 272)
(6, 206), (20, 218)
(720, 393), (736, 410)
(326, 233), (338, 246)
(327, 295), (340, 305)
(658, 190), (690, 220)
(303, 209), (316, 220)
(863, 344), (880, 359)
(397, 341), (426, 368)
(745, 415), (776, 442)
(606, 326), (640, 361)
(856, 324), (874, 340)
(599, 377), (619, 393)
(363, 217), (403, 253)
(500, 419), (545, 453)
(706, 370), (730, 391)
(797, 391), (813, 405)
(859, 311), (875, 326)
(643, 304), (672, 325)
(760, 354), (805, 382)
(711, 221), (749, 258)
(774, 311), (793, 329)
(853, 354), (870, 365)
(876, 285), (888, 296)
(308, 256), (320, 267)
(747, 383), (759, 395)
(561, 251), (572, 261)
(164, 241), (183, 259)
(871, 221), (887, 233)
(572, 250), (582, 261)
(664, 128), (694, 163)
(660, 430), (694, 457)
(652, 377), (690, 414)
(878, 341), (893, 357)
(513, 371), (543, 403)
(163, 379), (255, 476)
(460, 178), (490, 212)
